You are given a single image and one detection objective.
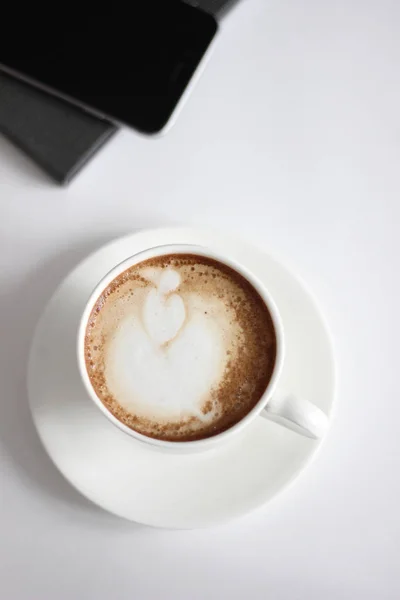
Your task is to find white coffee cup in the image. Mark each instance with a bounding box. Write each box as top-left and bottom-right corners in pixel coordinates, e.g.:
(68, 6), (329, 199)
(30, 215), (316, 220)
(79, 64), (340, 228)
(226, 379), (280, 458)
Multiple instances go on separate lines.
(77, 244), (329, 451)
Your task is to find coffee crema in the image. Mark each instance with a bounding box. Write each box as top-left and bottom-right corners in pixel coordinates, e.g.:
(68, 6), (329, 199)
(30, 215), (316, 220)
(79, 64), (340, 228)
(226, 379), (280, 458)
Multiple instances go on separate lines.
(84, 254), (276, 441)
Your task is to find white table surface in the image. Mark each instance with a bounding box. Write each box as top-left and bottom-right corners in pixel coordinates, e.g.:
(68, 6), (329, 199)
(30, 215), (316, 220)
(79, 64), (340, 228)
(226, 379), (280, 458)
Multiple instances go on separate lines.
(0, 1), (399, 598)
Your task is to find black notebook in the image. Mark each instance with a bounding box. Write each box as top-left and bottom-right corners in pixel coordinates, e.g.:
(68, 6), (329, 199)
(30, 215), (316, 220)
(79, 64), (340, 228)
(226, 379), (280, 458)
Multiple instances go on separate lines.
(0, 71), (117, 184)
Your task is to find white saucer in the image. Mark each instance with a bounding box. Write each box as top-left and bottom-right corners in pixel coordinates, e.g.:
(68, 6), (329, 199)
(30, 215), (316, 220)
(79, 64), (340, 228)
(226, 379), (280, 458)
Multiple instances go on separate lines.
(28, 228), (335, 528)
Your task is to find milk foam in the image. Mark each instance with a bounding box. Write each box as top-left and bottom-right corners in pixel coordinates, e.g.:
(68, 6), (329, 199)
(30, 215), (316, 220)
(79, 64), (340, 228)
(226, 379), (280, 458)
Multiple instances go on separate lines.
(104, 267), (232, 423)
(85, 255), (277, 441)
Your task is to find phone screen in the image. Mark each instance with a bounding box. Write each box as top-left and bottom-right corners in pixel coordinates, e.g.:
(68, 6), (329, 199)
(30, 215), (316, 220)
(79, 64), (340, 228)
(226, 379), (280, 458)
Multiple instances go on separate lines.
(0, 3), (217, 134)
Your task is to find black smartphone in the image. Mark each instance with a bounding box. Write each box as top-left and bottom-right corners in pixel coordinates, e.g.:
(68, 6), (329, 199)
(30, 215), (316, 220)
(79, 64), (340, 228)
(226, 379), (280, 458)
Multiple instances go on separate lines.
(0, 3), (217, 135)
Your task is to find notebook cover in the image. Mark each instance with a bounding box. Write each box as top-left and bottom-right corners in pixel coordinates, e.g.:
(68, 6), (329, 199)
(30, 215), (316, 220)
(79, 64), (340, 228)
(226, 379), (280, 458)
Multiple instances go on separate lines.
(0, 71), (117, 184)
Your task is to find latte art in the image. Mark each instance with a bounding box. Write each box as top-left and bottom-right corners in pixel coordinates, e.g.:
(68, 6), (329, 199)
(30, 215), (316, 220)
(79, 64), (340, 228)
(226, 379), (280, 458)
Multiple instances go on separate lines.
(106, 269), (228, 424)
(85, 254), (276, 441)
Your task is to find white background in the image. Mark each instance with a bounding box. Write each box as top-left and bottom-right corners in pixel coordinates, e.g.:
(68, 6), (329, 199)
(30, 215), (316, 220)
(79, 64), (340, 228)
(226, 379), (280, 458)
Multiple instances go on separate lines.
(0, 0), (399, 598)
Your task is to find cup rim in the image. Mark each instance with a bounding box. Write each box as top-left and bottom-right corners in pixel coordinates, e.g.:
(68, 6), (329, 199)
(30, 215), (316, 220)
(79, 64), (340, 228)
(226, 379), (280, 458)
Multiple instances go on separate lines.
(77, 243), (284, 449)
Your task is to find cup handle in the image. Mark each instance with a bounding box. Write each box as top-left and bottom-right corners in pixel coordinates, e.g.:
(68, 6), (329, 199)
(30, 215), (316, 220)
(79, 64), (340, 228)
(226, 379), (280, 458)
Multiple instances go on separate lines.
(260, 392), (329, 439)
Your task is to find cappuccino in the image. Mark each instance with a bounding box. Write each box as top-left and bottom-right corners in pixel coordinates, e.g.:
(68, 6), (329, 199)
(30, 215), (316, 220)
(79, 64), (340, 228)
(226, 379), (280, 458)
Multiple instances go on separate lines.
(84, 254), (276, 441)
